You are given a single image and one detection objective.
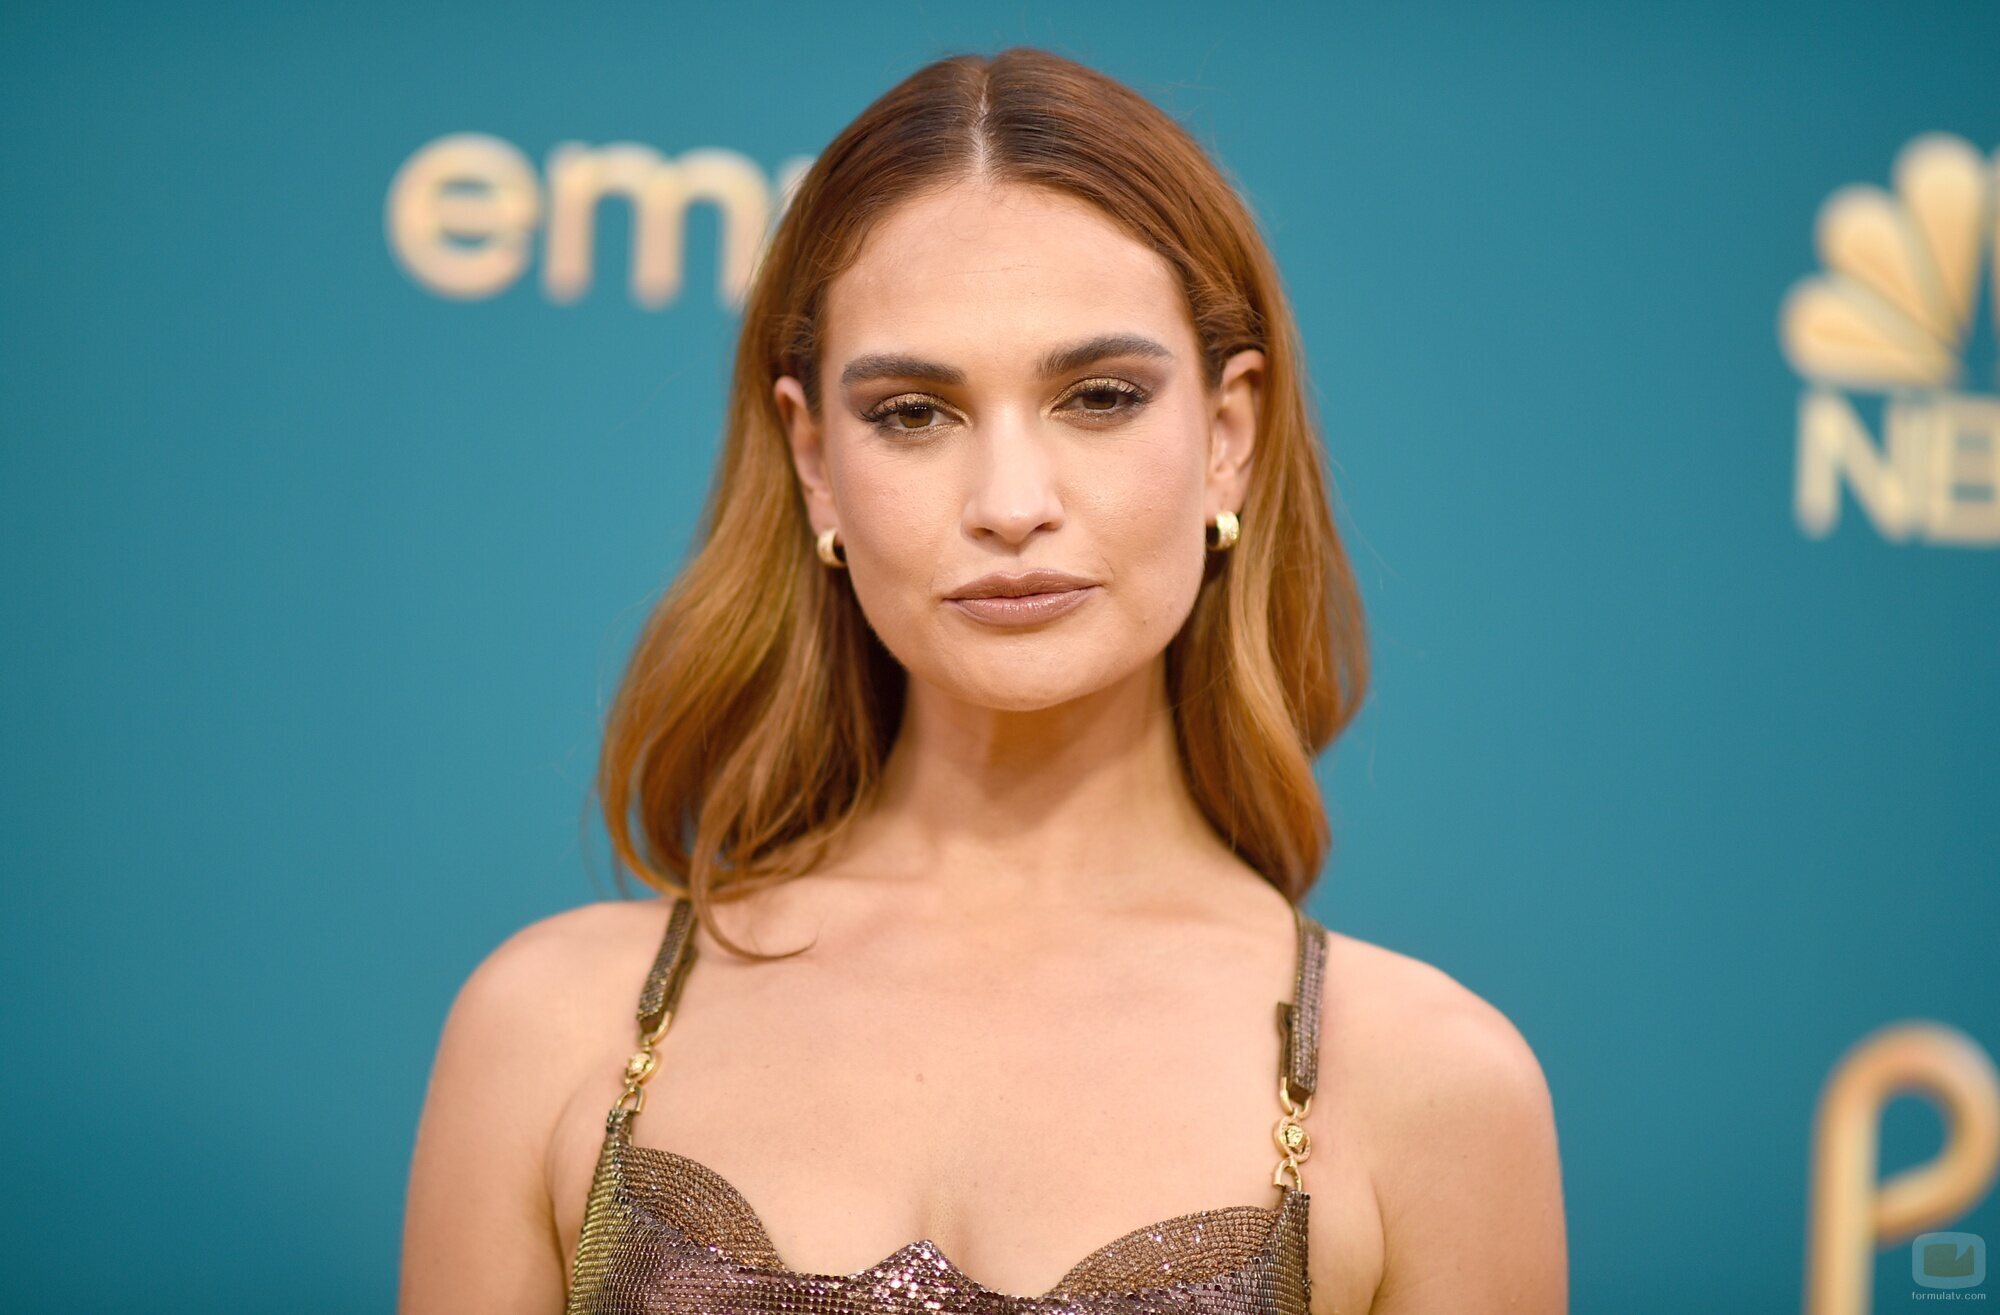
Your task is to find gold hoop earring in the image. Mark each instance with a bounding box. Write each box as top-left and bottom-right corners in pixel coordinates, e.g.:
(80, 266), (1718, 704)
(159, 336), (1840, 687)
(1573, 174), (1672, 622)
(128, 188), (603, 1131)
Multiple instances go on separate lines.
(816, 526), (848, 568)
(1206, 509), (1240, 553)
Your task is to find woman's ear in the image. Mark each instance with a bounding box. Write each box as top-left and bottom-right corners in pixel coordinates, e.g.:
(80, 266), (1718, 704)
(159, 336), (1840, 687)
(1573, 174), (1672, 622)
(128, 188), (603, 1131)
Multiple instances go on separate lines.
(1207, 348), (1264, 517)
(773, 375), (836, 532)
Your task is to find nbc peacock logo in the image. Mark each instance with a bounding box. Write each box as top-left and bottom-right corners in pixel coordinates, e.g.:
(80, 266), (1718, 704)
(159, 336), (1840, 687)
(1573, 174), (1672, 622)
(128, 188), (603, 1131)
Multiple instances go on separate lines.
(1779, 132), (2000, 546)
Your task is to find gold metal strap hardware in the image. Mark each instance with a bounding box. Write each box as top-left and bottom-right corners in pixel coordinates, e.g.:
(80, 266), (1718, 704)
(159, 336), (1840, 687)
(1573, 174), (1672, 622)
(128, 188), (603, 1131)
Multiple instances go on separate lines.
(612, 1008), (676, 1115)
(1272, 1073), (1314, 1190)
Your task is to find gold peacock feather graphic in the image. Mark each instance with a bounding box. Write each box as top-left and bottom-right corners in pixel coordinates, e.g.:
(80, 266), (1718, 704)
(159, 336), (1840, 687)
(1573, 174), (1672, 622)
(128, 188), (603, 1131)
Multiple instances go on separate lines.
(1779, 132), (1998, 392)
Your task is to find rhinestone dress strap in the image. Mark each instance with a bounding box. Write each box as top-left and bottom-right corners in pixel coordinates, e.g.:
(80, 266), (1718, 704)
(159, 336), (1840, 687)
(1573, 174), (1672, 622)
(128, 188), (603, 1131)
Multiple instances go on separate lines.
(1277, 904), (1329, 1102)
(637, 895), (699, 1037)
(1272, 904), (1329, 1191)
(612, 896), (699, 1118)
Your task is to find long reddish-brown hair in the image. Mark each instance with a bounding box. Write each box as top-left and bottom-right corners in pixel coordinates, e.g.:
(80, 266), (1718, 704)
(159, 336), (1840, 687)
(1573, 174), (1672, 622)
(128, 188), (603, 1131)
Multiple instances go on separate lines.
(594, 47), (1370, 957)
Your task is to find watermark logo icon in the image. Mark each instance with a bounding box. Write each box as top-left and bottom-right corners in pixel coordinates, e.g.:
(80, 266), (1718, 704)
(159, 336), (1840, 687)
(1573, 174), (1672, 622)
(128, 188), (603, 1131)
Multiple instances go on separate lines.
(1913, 1230), (1986, 1290)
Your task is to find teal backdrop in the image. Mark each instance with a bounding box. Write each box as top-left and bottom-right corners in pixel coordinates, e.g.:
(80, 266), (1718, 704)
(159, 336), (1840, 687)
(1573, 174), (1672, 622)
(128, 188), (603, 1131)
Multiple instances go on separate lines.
(2, 2), (1995, 1312)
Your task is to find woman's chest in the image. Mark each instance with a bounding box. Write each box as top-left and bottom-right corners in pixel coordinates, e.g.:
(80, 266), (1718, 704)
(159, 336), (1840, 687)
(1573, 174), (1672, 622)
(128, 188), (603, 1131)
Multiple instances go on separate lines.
(545, 1040), (1384, 1312)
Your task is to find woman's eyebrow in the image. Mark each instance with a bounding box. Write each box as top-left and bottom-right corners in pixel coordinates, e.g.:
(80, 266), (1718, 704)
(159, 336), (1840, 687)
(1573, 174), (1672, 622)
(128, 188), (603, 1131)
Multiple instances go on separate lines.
(838, 332), (1174, 390)
(1037, 332), (1174, 378)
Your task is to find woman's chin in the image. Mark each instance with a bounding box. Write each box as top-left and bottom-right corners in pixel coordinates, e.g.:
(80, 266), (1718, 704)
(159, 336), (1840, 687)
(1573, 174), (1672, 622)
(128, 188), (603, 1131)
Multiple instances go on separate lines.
(924, 661), (1126, 714)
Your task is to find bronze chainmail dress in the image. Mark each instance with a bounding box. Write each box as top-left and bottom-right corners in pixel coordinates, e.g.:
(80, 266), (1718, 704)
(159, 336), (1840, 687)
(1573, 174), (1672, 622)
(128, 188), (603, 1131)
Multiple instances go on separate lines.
(565, 895), (1331, 1315)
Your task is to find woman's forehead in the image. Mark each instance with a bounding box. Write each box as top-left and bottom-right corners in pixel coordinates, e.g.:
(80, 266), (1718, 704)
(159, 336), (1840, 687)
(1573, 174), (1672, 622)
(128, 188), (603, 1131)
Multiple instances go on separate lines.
(824, 184), (1193, 372)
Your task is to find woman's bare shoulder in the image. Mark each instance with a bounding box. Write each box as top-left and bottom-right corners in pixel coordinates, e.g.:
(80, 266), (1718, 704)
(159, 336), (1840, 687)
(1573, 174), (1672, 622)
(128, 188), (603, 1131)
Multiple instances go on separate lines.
(1323, 928), (1533, 1034)
(1317, 928), (1567, 1309)
(425, 897), (681, 1116)
(401, 898), (682, 1311)
(449, 897), (677, 1031)
(1320, 928), (1552, 1122)
(479, 896), (675, 970)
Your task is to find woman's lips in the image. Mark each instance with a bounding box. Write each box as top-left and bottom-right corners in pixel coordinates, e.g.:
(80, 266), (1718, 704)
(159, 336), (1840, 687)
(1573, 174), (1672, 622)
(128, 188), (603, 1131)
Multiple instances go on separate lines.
(946, 585), (1098, 625)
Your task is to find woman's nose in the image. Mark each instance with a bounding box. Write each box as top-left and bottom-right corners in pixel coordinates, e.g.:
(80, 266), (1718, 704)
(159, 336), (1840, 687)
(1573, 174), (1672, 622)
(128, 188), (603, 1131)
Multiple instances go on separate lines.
(959, 405), (1065, 544)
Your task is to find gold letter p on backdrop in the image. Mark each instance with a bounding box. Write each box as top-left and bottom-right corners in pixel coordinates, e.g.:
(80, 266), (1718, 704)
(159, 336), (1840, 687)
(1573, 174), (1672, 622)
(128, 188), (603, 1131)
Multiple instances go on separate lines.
(1805, 1021), (2000, 1314)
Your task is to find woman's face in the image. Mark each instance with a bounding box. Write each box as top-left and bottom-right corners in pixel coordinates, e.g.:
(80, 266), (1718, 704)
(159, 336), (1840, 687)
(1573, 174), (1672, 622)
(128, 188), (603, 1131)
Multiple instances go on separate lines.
(775, 180), (1262, 713)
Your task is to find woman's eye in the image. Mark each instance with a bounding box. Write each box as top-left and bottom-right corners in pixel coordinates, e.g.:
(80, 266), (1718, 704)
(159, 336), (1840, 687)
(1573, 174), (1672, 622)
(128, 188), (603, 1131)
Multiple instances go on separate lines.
(864, 397), (949, 433)
(862, 380), (1148, 435)
(1062, 379), (1149, 419)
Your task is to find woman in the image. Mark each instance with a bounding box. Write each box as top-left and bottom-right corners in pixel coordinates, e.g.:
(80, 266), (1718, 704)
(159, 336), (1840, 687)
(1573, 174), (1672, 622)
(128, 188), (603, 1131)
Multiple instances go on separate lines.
(400, 47), (1567, 1315)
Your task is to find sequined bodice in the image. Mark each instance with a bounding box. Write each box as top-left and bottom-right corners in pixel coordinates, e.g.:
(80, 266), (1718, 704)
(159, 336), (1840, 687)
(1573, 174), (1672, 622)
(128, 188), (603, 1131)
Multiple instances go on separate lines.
(564, 896), (1331, 1314)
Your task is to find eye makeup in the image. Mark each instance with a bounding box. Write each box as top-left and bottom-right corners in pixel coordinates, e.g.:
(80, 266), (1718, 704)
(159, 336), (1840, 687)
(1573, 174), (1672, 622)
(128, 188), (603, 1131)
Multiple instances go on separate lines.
(857, 375), (1155, 436)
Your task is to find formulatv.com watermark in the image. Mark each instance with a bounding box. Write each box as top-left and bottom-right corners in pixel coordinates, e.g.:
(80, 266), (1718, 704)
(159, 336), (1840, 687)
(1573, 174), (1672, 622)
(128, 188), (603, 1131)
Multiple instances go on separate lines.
(1913, 1231), (1987, 1300)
